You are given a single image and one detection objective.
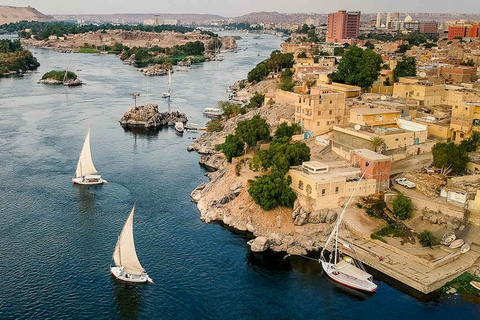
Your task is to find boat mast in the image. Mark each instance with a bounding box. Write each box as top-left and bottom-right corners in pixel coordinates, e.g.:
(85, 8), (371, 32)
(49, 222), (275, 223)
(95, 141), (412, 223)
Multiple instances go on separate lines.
(321, 160), (374, 260)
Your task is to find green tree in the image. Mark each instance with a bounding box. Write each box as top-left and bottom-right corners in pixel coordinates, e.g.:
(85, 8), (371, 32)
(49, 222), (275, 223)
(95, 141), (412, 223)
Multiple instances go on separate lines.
(365, 41), (375, 50)
(248, 169), (297, 210)
(248, 93), (265, 108)
(394, 56), (417, 81)
(460, 59), (475, 66)
(418, 230), (436, 248)
(220, 101), (245, 117)
(370, 137), (385, 152)
(333, 47), (344, 56)
(432, 142), (469, 175)
(235, 115), (270, 148)
(253, 137), (310, 173)
(220, 134), (245, 162)
(328, 46), (382, 88)
(247, 62), (268, 82)
(396, 44), (411, 54)
(297, 52), (307, 58)
(275, 122), (302, 139)
(206, 119), (223, 132)
(392, 193), (413, 220)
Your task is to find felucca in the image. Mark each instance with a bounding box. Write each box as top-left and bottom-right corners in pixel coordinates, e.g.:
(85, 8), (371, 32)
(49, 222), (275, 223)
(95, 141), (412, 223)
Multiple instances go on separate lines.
(319, 162), (377, 293)
(111, 204), (153, 283)
(72, 128), (107, 185)
(161, 69), (171, 98)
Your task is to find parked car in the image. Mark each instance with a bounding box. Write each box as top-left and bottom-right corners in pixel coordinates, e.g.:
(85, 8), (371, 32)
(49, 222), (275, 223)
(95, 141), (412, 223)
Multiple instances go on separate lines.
(395, 177), (416, 189)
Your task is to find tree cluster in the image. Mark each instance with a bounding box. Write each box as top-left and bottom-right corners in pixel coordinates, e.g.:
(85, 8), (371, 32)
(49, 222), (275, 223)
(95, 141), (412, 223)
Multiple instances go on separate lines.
(328, 46), (383, 88)
(248, 169), (297, 210)
(460, 59), (475, 66)
(394, 56), (417, 81)
(392, 193), (413, 220)
(298, 24), (319, 43)
(235, 115), (270, 148)
(274, 122), (302, 139)
(279, 68), (296, 92)
(0, 41), (40, 74)
(247, 51), (294, 83)
(431, 142), (470, 175)
(41, 70), (77, 81)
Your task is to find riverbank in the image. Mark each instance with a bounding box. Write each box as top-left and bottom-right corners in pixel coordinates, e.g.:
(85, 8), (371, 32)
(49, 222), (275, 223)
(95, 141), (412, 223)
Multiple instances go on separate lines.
(189, 78), (480, 295)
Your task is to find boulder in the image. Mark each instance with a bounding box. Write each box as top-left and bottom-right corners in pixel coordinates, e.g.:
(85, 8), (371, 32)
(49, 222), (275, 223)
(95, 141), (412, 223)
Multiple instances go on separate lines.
(250, 236), (269, 252)
(119, 104), (187, 128)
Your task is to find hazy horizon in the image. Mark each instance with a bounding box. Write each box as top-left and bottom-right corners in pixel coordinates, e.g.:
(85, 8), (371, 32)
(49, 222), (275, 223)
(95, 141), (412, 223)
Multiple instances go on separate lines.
(1, 1), (480, 17)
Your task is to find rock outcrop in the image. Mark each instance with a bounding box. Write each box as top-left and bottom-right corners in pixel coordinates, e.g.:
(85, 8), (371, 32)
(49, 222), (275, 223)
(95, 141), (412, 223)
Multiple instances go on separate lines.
(119, 104), (187, 128)
(137, 64), (172, 76)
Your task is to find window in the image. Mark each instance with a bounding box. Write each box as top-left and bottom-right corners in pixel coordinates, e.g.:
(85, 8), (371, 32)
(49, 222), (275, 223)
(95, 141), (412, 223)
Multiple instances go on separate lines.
(318, 111), (321, 116)
(395, 138), (399, 141)
(379, 115), (383, 121)
(357, 115), (361, 120)
(329, 110), (333, 115)
(330, 101), (333, 104)
(306, 185), (312, 196)
(322, 189), (326, 196)
(326, 121), (330, 125)
(317, 122), (320, 126)
(298, 180), (304, 190)
(335, 186), (339, 194)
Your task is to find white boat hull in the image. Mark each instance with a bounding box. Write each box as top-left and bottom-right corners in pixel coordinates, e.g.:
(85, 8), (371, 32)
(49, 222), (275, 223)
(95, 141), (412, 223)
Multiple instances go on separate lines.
(110, 266), (153, 283)
(321, 260), (377, 293)
(162, 93), (170, 98)
(72, 177), (107, 185)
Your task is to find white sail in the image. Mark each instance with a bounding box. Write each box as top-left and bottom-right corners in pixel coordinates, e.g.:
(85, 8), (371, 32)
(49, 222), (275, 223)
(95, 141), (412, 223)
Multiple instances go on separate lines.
(75, 129), (98, 178)
(112, 205), (144, 274)
(167, 69), (171, 93)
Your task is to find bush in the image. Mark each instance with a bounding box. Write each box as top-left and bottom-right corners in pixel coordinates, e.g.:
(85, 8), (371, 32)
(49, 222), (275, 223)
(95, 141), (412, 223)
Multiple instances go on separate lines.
(370, 233), (387, 243)
(220, 134), (245, 162)
(374, 223), (406, 238)
(248, 169), (297, 210)
(419, 230), (436, 247)
(235, 115), (270, 148)
(248, 93), (265, 109)
(206, 119), (223, 132)
(274, 122), (301, 139)
(239, 82), (246, 89)
(392, 193), (413, 220)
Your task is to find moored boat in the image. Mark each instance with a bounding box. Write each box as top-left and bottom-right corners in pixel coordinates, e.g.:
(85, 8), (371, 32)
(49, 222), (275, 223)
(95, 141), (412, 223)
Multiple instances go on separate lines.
(72, 128), (107, 185)
(442, 232), (456, 246)
(449, 239), (464, 249)
(203, 107), (223, 117)
(175, 122), (184, 134)
(461, 243), (471, 253)
(111, 204), (153, 283)
(319, 162), (377, 293)
(471, 281), (480, 290)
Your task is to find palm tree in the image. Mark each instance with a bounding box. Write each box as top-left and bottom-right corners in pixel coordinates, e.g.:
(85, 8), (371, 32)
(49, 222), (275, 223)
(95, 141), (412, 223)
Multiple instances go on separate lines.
(370, 137), (385, 153)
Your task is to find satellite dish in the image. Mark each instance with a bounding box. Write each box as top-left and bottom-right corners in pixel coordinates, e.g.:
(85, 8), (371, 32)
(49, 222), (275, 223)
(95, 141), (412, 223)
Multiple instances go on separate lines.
(419, 72), (427, 78)
(354, 124), (361, 131)
(392, 94), (398, 98)
(381, 95), (387, 101)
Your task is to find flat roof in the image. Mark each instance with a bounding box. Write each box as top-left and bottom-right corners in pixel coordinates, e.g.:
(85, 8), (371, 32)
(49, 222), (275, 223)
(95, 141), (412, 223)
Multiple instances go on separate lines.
(290, 162), (361, 183)
(351, 108), (400, 115)
(302, 161), (328, 168)
(353, 149), (390, 161)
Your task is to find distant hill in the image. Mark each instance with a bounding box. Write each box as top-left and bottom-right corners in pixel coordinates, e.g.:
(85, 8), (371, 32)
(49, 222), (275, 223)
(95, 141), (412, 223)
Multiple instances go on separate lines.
(52, 13), (226, 25)
(0, 5), (54, 25)
(231, 11), (327, 24)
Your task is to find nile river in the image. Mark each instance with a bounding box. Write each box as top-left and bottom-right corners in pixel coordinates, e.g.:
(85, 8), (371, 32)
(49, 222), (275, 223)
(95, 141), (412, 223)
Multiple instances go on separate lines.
(0, 33), (479, 319)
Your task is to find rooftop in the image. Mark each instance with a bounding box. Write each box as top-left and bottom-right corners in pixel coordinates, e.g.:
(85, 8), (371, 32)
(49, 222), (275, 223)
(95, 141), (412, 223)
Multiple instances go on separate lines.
(290, 161), (361, 184)
(353, 149), (391, 162)
(351, 107), (400, 115)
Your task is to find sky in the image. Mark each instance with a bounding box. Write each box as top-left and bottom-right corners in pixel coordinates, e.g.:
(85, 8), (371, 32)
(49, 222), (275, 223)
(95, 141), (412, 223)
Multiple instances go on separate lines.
(2, 0), (479, 17)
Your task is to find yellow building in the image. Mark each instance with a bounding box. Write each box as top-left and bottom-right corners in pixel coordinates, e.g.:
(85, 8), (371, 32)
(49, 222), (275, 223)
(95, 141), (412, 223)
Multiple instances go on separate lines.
(450, 102), (480, 142)
(287, 161), (377, 209)
(275, 88), (348, 136)
(393, 77), (445, 106)
(350, 108), (400, 126)
(412, 117), (452, 140)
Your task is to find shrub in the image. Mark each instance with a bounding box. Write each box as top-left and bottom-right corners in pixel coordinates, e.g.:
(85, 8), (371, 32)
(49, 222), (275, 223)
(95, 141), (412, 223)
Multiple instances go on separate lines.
(248, 169), (297, 210)
(419, 230), (436, 248)
(392, 193), (413, 220)
(220, 134), (245, 162)
(248, 92), (265, 109)
(206, 119), (223, 132)
(370, 233), (387, 243)
(274, 122), (301, 139)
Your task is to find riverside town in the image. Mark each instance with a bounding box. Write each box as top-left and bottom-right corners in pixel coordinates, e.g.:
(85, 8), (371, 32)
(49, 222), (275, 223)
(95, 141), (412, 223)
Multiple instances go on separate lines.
(2, 2), (480, 319)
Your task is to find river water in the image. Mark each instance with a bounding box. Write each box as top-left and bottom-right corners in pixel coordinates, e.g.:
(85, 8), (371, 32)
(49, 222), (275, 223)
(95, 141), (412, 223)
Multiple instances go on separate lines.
(0, 33), (479, 319)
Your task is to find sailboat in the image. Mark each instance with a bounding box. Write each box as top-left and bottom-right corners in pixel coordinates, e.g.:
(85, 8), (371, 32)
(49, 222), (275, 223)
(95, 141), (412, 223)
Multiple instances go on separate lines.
(162, 69), (171, 98)
(319, 163), (377, 293)
(111, 204), (153, 283)
(63, 68), (82, 87)
(72, 128), (107, 185)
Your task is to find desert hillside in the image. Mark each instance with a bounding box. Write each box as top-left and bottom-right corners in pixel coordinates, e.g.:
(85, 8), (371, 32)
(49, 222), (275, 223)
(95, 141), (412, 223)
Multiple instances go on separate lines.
(0, 5), (54, 25)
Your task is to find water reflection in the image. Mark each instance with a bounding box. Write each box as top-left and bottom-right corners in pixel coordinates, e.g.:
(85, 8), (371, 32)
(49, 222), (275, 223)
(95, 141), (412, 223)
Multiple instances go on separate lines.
(112, 279), (143, 320)
(75, 185), (96, 214)
(247, 250), (292, 272)
(122, 126), (163, 136)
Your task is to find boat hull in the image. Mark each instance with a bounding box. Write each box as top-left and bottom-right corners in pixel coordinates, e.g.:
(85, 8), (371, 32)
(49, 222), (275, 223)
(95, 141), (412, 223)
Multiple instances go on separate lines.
(321, 260), (377, 293)
(72, 177), (107, 185)
(110, 267), (153, 283)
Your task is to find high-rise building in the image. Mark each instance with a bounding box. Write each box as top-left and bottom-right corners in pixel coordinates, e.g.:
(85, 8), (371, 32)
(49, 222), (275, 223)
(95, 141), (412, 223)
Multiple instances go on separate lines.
(376, 12), (382, 28)
(393, 12), (400, 21)
(326, 10), (361, 43)
(420, 21), (438, 35)
(386, 12), (391, 28)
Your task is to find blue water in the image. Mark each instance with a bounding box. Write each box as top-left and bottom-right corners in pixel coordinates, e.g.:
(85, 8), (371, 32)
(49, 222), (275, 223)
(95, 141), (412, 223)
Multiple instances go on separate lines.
(0, 33), (479, 319)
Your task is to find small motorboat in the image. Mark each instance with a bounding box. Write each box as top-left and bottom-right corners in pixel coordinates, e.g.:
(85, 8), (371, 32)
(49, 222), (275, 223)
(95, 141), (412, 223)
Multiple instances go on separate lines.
(449, 239), (464, 249)
(175, 122), (184, 134)
(471, 281), (480, 290)
(442, 232), (456, 246)
(461, 243), (471, 253)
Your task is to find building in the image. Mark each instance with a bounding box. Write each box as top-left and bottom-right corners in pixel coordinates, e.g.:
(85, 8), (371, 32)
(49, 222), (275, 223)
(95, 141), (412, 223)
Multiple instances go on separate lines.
(420, 22), (438, 35)
(393, 77), (445, 106)
(349, 108), (400, 126)
(450, 102), (480, 142)
(275, 88), (348, 136)
(448, 24), (480, 40)
(376, 13), (382, 28)
(287, 161), (378, 209)
(350, 149), (391, 191)
(386, 12), (391, 27)
(437, 65), (478, 83)
(326, 10), (361, 43)
(163, 19), (179, 25)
